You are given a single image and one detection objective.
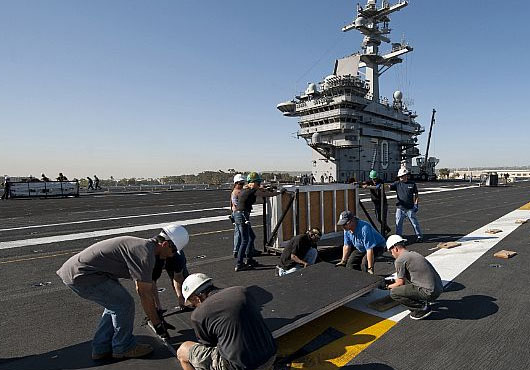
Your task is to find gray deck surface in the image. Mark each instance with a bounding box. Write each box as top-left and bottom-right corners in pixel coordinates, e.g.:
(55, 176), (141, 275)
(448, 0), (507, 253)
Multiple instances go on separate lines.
(1, 181), (529, 370)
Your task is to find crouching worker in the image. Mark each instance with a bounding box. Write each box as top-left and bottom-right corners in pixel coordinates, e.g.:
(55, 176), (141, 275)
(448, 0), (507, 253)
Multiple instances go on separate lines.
(335, 210), (386, 274)
(56, 225), (183, 360)
(385, 235), (443, 320)
(177, 273), (277, 370)
(277, 228), (321, 276)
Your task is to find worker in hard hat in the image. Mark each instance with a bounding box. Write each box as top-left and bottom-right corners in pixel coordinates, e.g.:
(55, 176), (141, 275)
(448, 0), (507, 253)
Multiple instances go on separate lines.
(56, 222), (185, 361)
(230, 174), (246, 258)
(335, 210), (386, 274)
(151, 224), (190, 315)
(389, 168), (423, 242)
(234, 172), (284, 272)
(176, 273), (276, 370)
(362, 170), (391, 234)
(384, 235), (443, 320)
(1, 175), (10, 200)
(277, 228), (322, 276)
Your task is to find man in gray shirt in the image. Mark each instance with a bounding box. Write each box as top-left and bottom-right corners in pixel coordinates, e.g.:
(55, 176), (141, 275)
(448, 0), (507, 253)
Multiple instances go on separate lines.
(56, 223), (188, 360)
(384, 235), (443, 320)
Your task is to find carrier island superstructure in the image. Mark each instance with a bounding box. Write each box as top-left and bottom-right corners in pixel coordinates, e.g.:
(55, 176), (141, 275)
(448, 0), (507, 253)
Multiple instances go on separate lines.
(277, 0), (438, 183)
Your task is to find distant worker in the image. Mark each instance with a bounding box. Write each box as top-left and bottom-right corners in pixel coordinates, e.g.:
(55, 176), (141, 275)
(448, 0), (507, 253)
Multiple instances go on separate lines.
(389, 168), (423, 242)
(56, 222), (185, 360)
(277, 228), (321, 276)
(152, 224), (190, 313)
(384, 235), (443, 320)
(362, 170), (391, 234)
(87, 177), (94, 191)
(176, 273), (276, 370)
(57, 172), (68, 182)
(1, 176), (10, 200)
(234, 172), (284, 272)
(335, 210), (386, 274)
(41, 173), (50, 182)
(94, 175), (101, 190)
(231, 174), (246, 258)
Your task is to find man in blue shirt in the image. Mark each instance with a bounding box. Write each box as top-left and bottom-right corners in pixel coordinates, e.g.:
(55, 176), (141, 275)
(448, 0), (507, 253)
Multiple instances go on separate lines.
(335, 210), (386, 274)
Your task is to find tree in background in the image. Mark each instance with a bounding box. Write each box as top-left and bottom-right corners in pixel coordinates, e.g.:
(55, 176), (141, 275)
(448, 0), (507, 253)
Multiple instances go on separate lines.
(438, 168), (450, 179)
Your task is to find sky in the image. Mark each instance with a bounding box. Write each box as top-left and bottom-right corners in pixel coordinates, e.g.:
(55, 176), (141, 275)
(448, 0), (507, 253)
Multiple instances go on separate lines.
(1, 0), (529, 179)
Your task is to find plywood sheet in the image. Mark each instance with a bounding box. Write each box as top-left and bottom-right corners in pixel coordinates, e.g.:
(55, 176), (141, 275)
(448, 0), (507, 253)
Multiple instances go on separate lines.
(298, 192), (308, 233)
(323, 191), (334, 234)
(347, 189), (356, 215)
(437, 241), (462, 249)
(281, 193), (294, 241)
(336, 190), (346, 221)
(493, 250), (517, 259)
(485, 229), (502, 234)
(309, 191), (322, 230)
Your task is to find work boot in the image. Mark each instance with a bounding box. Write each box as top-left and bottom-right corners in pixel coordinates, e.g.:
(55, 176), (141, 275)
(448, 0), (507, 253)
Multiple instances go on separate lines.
(92, 351), (112, 361)
(112, 343), (153, 359)
(416, 236), (424, 243)
(246, 258), (259, 267)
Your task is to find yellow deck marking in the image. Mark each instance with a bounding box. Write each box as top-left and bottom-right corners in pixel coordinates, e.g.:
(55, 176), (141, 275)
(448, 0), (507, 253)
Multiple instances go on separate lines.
(277, 306), (395, 369)
(518, 202), (530, 210)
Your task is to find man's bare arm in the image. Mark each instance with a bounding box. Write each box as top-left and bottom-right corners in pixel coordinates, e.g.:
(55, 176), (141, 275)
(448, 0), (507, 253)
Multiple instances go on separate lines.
(136, 280), (161, 325)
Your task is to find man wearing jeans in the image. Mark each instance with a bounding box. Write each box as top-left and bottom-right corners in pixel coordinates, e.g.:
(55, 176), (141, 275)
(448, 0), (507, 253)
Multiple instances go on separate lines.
(389, 168), (423, 242)
(385, 235), (443, 320)
(277, 228), (321, 276)
(56, 223), (184, 360)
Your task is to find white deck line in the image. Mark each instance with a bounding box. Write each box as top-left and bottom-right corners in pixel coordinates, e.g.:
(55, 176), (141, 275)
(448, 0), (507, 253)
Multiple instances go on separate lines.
(345, 207), (530, 322)
(0, 206), (263, 250)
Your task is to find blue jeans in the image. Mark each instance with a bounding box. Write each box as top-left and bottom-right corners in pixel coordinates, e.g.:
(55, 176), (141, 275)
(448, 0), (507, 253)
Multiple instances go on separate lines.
(233, 212), (241, 255)
(395, 207), (422, 237)
(278, 248), (318, 276)
(234, 211), (255, 266)
(67, 278), (136, 355)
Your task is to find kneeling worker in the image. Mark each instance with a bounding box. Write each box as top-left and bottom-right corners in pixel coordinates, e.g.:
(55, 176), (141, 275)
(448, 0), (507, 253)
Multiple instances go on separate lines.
(177, 273), (276, 370)
(56, 223), (183, 360)
(335, 210), (386, 274)
(277, 228), (321, 276)
(385, 235), (443, 320)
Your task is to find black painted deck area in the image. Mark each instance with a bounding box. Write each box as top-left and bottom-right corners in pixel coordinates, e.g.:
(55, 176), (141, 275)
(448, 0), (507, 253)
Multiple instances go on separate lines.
(1, 181), (529, 370)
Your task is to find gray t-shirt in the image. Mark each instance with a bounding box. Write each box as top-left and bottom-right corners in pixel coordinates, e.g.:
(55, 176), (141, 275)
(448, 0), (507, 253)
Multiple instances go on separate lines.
(395, 250), (443, 293)
(57, 236), (156, 285)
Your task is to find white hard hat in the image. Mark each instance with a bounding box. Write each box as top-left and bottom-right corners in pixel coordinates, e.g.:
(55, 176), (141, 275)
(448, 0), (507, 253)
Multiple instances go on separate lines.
(386, 235), (407, 250)
(397, 168), (409, 177)
(161, 223), (189, 251)
(233, 174), (245, 183)
(182, 273), (213, 302)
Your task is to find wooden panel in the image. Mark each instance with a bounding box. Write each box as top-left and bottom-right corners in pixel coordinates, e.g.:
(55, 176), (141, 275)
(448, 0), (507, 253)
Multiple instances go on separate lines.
(347, 188), (356, 214)
(281, 193), (294, 241)
(323, 191), (334, 234)
(298, 192), (308, 233)
(309, 191), (322, 230)
(336, 190), (346, 222)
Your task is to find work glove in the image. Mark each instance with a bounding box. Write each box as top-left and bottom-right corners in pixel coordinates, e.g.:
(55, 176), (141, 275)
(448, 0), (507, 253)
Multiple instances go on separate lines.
(154, 322), (170, 340)
(377, 279), (389, 290)
(412, 204), (419, 213)
(367, 267), (374, 275)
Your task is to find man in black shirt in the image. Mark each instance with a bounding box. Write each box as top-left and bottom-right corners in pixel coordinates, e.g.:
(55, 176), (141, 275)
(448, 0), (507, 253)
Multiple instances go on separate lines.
(277, 228), (321, 276)
(362, 170), (391, 234)
(234, 172), (283, 272)
(389, 168), (423, 242)
(177, 273), (276, 370)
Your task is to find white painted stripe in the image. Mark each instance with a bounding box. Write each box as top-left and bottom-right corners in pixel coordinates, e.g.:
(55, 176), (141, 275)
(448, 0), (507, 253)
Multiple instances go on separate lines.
(0, 205), (263, 250)
(0, 206), (231, 232)
(346, 206), (530, 322)
(359, 184), (477, 202)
